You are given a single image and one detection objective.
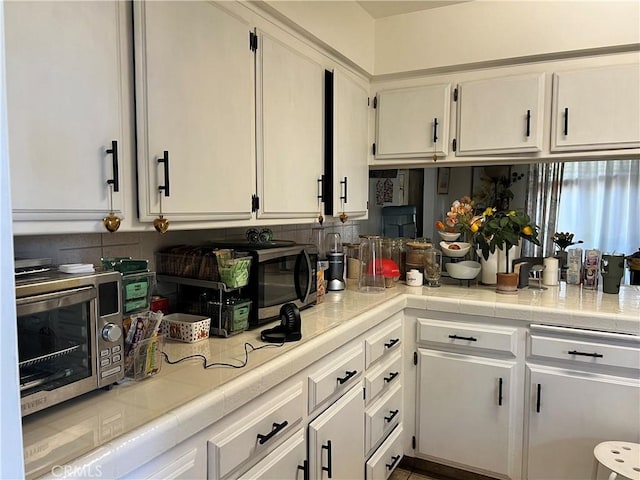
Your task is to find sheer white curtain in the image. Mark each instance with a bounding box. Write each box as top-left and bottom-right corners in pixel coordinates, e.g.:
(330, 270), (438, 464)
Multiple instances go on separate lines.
(556, 159), (640, 256)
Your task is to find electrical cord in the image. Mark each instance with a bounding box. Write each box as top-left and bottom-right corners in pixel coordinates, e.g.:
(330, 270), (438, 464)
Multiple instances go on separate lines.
(161, 341), (285, 370)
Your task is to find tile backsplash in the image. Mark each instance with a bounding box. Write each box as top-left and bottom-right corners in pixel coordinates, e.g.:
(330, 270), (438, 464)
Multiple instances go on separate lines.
(13, 221), (364, 271)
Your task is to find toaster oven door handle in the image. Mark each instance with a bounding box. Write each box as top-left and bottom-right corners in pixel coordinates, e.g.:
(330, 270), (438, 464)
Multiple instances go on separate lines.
(294, 250), (313, 303)
(17, 286), (96, 317)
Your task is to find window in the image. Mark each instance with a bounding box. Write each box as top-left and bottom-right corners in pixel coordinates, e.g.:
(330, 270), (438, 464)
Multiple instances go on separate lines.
(556, 159), (639, 256)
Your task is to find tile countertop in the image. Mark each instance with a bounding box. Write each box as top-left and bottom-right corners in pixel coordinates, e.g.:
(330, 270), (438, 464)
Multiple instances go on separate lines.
(23, 282), (640, 479)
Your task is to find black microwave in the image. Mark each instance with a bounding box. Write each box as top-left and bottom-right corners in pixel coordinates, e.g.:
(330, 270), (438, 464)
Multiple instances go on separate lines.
(208, 240), (318, 327)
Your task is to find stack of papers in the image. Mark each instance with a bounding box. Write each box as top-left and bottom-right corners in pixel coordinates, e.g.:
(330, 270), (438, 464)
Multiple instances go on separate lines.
(59, 264), (95, 274)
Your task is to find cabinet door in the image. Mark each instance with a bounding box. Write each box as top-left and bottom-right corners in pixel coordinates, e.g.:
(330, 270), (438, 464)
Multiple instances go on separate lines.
(375, 84), (451, 159)
(5, 1), (127, 223)
(326, 69), (369, 219)
(456, 73), (545, 155)
(134, 1), (254, 222)
(309, 383), (365, 480)
(256, 31), (324, 219)
(526, 366), (640, 480)
(416, 349), (519, 479)
(551, 64), (640, 152)
(238, 429), (306, 480)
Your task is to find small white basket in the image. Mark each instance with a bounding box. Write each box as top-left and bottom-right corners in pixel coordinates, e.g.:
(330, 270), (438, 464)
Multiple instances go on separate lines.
(160, 313), (211, 343)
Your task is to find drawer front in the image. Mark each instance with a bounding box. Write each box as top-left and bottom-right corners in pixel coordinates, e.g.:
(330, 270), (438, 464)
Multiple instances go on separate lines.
(366, 425), (404, 480)
(417, 318), (517, 355)
(308, 344), (364, 412)
(237, 429), (306, 480)
(530, 335), (640, 370)
(365, 351), (402, 405)
(365, 382), (402, 453)
(365, 315), (403, 369)
(208, 383), (303, 479)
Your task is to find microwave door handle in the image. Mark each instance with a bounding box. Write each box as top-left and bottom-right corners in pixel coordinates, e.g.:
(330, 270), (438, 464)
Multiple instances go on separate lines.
(295, 250), (313, 303)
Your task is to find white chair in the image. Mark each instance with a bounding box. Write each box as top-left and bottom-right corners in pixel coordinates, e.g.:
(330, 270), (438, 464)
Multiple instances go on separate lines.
(593, 441), (640, 480)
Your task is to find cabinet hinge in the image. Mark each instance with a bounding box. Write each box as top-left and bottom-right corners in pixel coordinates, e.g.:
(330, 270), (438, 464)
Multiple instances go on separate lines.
(413, 351), (418, 365)
(251, 194), (260, 212)
(373, 96), (377, 109)
(372, 143), (376, 155)
(452, 138), (457, 152)
(412, 435), (416, 450)
(453, 87), (458, 101)
(249, 31), (258, 52)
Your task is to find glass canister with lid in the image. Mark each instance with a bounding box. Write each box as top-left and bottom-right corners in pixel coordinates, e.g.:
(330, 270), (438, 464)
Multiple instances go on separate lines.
(405, 239), (433, 283)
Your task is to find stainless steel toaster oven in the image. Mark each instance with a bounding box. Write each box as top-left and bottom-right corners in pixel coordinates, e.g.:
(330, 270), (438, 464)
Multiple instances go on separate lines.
(16, 270), (123, 416)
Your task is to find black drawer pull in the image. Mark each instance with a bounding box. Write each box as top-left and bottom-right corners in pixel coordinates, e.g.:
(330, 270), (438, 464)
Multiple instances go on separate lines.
(384, 409), (399, 423)
(298, 460), (309, 480)
(568, 350), (603, 358)
(386, 455), (401, 471)
(106, 140), (119, 192)
(384, 371), (399, 383)
(448, 334), (477, 342)
(498, 377), (503, 406)
(158, 150), (170, 197)
(322, 440), (333, 478)
(432, 117), (438, 143)
(256, 420), (288, 445)
(384, 338), (400, 349)
(536, 383), (542, 413)
(563, 107), (569, 136)
(337, 370), (357, 385)
(525, 109), (531, 137)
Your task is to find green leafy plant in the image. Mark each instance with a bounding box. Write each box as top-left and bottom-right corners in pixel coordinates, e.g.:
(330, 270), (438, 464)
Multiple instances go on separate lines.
(552, 232), (583, 252)
(475, 208), (541, 272)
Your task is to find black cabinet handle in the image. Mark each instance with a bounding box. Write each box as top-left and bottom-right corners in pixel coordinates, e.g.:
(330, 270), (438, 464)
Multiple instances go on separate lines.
(322, 440), (333, 478)
(384, 338), (400, 349)
(525, 110), (531, 137)
(498, 377), (503, 406)
(256, 420), (288, 445)
(433, 117), (438, 143)
(386, 455), (401, 471)
(158, 150), (170, 197)
(297, 460), (309, 480)
(568, 350), (603, 358)
(384, 371), (399, 383)
(448, 334), (477, 342)
(340, 177), (348, 204)
(563, 107), (569, 136)
(317, 176), (325, 202)
(536, 383), (541, 413)
(106, 140), (119, 192)
(384, 409), (399, 423)
(337, 370), (357, 385)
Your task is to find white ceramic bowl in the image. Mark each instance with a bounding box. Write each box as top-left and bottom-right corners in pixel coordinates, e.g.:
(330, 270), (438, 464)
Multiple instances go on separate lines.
(440, 241), (471, 258)
(438, 231), (461, 241)
(445, 260), (481, 279)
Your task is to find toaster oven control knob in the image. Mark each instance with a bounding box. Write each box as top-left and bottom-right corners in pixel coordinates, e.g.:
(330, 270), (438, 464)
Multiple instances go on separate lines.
(102, 323), (122, 343)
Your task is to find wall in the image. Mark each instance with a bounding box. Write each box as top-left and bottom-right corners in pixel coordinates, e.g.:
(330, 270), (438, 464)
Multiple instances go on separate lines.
(13, 221), (363, 273)
(374, 0), (640, 76)
(261, 0), (375, 74)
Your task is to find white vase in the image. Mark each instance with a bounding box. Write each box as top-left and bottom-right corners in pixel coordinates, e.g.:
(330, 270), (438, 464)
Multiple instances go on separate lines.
(478, 242), (522, 285)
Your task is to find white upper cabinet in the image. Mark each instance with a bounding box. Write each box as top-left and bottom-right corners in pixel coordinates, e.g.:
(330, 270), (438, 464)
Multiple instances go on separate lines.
(551, 64), (640, 152)
(5, 1), (128, 225)
(134, 1), (254, 222)
(374, 84), (451, 159)
(256, 31), (324, 220)
(455, 73), (545, 156)
(327, 69), (369, 219)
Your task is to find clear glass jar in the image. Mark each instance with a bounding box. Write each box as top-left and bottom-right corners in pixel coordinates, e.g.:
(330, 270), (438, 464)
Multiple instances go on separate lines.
(405, 240), (433, 283)
(382, 238), (402, 287)
(424, 245), (442, 287)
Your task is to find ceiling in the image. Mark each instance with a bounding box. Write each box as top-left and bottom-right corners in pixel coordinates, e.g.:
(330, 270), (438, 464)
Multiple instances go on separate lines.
(357, 0), (470, 19)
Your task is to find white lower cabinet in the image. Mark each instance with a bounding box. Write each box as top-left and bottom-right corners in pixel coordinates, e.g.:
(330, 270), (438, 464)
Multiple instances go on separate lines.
(416, 349), (518, 479)
(207, 383), (304, 480)
(123, 441), (205, 479)
(238, 429), (307, 480)
(366, 425), (404, 480)
(308, 382), (366, 480)
(524, 325), (640, 480)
